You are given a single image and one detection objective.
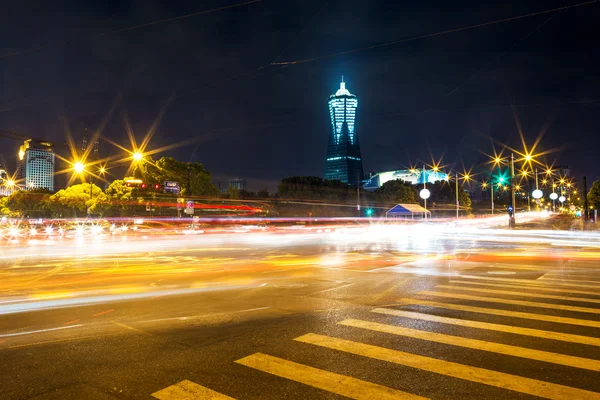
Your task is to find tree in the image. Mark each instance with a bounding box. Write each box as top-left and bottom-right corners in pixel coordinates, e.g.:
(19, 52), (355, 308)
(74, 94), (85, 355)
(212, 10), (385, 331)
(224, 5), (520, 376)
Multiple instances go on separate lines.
(257, 188), (269, 198)
(278, 176), (354, 201)
(104, 179), (144, 216)
(426, 181), (472, 208)
(47, 184), (106, 217)
(226, 186), (240, 199)
(4, 189), (52, 217)
(375, 179), (417, 204)
(136, 156), (219, 197)
(587, 180), (600, 209)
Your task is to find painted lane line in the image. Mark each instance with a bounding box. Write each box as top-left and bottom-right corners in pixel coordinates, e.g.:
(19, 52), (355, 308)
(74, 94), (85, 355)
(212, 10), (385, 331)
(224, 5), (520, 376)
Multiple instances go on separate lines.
(310, 283), (355, 295)
(144, 307), (271, 323)
(111, 321), (148, 335)
(419, 291), (600, 315)
(448, 280), (600, 296)
(436, 285), (600, 304)
(458, 275), (600, 290)
(539, 277), (600, 285)
(5, 336), (96, 349)
(339, 318), (600, 371)
(235, 353), (426, 400)
(371, 308), (600, 347)
(396, 298), (600, 328)
(0, 324), (82, 338)
(296, 333), (600, 400)
(152, 380), (235, 400)
(92, 309), (115, 317)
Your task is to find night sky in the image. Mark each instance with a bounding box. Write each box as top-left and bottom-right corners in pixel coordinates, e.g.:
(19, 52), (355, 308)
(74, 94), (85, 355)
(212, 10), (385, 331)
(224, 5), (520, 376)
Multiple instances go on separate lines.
(1, 0), (599, 190)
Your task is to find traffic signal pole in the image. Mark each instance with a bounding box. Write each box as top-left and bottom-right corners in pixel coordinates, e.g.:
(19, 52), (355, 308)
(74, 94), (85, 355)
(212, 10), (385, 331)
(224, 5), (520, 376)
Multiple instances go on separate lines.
(510, 153), (516, 228)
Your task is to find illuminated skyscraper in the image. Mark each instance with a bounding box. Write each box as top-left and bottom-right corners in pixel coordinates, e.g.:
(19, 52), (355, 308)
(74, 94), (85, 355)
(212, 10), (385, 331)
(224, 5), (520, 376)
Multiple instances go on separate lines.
(324, 77), (364, 185)
(16, 139), (55, 191)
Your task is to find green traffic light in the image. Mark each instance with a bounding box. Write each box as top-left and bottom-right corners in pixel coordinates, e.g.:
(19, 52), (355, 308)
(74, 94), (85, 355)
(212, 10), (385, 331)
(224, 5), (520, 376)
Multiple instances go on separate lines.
(366, 209), (373, 216)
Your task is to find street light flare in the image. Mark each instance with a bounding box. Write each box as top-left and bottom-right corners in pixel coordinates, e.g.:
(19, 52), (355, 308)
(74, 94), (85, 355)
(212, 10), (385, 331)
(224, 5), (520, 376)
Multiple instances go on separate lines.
(133, 152), (144, 161)
(73, 161), (85, 173)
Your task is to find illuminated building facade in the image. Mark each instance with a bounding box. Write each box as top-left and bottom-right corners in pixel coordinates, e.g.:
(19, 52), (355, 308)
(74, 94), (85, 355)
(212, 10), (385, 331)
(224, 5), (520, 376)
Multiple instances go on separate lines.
(0, 165), (16, 196)
(324, 78), (364, 185)
(362, 169), (449, 191)
(16, 140), (55, 191)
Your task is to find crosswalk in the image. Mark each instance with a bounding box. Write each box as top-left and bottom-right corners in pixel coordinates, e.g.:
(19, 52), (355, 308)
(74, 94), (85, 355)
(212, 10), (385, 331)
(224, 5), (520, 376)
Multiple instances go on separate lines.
(152, 274), (600, 399)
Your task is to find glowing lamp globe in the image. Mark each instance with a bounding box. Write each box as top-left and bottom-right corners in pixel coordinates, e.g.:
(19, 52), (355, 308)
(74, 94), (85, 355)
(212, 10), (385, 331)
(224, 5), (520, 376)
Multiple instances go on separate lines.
(419, 189), (431, 200)
(559, 196), (566, 203)
(549, 193), (558, 200)
(532, 189), (543, 199)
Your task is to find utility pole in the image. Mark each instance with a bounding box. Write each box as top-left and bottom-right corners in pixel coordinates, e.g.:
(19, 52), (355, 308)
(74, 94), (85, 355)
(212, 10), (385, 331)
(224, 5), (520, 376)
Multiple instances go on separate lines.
(510, 153), (516, 228)
(455, 172), (459, 220)
(423, 165), (427, 221)
(583, 175), (589, 222)
(491, 183), (494, 215)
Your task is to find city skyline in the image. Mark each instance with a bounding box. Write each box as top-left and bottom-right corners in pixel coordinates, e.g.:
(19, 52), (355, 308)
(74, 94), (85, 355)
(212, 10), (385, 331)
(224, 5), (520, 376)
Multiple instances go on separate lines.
(0, 1), (599, 189)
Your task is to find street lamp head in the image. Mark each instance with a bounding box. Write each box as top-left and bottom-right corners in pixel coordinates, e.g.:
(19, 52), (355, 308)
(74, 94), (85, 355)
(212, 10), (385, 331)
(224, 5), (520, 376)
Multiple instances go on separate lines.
(494, 157), (501, 164)
(481, 182), (488, 188)
(515, 185), (521, 190)
(542, 179), (547, 184)
(525, 154), (532, 162)
(133, 152), (143, 162)
(546, 169), (552, 175)
(73, 161), (85, 173)
(432, 166), (439, 172)
(6, 179), (14, 187)
(99, 166), (106, 174)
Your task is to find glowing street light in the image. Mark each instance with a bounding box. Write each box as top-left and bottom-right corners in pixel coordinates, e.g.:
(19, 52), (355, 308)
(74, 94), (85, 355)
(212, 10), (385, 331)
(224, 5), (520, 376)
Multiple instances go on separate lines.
(133, 152), (144, 162)
(6, 179), (14, 187)
(73, 161), (85, 173)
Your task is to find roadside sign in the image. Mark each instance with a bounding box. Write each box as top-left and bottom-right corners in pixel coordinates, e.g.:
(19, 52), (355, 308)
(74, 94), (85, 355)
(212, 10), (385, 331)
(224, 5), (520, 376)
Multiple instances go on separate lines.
(176, 197), (185, 210)
(164, 181), (180, 195)
(185, 200), (194, 215)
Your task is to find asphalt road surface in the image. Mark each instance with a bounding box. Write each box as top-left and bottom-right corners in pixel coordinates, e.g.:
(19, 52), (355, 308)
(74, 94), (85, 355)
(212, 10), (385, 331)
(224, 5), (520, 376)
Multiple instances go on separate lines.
(1, 222), (600, 399)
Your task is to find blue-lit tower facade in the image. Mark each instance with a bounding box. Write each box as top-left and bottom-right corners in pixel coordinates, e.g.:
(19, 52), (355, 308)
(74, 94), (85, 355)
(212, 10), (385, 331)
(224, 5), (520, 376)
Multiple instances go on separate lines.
(324, 78), (364, 185)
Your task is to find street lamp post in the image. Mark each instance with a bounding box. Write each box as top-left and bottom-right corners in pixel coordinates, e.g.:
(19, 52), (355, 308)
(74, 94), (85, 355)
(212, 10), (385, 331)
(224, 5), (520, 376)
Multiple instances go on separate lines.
(455, 173), (459, 220)
(509, 154), (516, 228)
(491, 182), (494, 215)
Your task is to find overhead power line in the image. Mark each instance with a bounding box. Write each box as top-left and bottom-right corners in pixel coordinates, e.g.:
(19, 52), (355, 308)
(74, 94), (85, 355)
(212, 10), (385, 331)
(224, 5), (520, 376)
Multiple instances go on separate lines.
(272, 0), (600, 66)
(0, 0), (262, 60)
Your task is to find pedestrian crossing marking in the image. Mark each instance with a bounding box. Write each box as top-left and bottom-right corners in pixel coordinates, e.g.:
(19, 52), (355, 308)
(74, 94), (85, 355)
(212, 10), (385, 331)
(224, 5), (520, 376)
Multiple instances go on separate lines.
(371, 308), (600, 346)
(543, 273), (600, 280)
(449, 280), (600, 296)
(295, 333), (600, 399)
(436, 284), (600, 304)
(420, 290), (600, 314)
(338, 318), (600, 371)
(235, 352), (426, 400)
(151, 380), (235, 400)
(396, 298), (600, 328)
(459, 275), (600, 290)
(539, 276), (600, 285)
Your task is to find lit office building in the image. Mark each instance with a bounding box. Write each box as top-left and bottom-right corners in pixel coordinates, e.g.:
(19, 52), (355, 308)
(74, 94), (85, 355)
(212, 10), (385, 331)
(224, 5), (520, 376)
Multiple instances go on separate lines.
(362, 169), (449, 191)
(324, 78), (364, 185)
(16, 139), (55, 191)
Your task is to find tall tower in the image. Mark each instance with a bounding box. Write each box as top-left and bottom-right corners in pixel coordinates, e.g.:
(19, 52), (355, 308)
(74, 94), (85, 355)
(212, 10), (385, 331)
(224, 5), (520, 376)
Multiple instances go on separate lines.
(324, 77), (364, 185)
